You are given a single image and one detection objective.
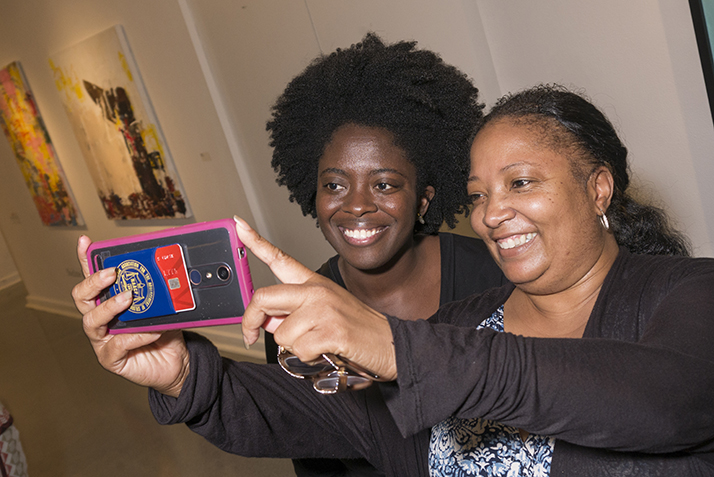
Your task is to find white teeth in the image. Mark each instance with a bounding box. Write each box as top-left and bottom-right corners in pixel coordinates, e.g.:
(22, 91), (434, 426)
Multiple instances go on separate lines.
(343, 228), (381, 240)
(497, 233), (536, 250)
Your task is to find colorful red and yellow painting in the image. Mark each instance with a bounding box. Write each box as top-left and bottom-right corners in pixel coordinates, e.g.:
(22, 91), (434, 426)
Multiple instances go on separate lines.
(49, 25), (191, 220)
(0, 61), (83, 226)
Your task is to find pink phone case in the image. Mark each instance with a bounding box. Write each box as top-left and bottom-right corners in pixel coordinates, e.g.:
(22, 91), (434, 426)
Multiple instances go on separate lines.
(87, 219), (254, 334)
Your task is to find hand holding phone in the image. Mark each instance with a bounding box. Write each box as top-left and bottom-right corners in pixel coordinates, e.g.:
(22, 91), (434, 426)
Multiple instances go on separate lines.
(74, 235), (190, 398)
(87, 219), (254, 334)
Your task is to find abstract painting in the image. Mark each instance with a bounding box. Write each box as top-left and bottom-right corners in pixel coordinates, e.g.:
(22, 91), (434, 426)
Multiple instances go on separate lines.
(0, 61), (83, 226)
(49, 25), (191, 220)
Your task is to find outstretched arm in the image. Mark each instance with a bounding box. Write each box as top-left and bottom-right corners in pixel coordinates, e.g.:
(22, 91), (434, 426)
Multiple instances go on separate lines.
(382, 256), (714, 454)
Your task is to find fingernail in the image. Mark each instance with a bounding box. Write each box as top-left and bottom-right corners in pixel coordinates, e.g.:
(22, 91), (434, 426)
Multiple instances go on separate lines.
(243, 336), (251, 350)
(117, 290), (133, 304)
(99, 267), (116, 280)
(233, 215), (249, 230)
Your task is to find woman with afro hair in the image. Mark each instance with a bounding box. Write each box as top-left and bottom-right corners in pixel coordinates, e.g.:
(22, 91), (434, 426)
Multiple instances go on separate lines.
(71, 33), (505, 477)
(263, 32), (505, 476)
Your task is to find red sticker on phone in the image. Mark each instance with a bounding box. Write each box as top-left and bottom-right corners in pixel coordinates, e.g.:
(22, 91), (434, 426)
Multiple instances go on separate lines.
(155, 244), (196, 312)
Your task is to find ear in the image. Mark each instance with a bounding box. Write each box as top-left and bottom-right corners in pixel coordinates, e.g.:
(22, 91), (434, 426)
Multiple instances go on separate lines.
(589, 166), (614, 214)
(419, 186), (436, 217)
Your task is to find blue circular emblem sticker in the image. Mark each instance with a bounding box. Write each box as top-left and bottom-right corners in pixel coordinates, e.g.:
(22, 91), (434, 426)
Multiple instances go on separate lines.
(114, 259), (155, 314)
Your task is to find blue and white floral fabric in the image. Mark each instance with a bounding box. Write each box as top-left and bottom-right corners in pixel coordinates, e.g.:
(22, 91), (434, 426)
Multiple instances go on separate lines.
(428, 306), (555, 476)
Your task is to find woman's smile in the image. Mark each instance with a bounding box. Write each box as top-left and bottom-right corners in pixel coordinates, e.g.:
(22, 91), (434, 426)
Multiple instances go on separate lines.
(496, 232), (537, 250)
(340, 226), (387, 244)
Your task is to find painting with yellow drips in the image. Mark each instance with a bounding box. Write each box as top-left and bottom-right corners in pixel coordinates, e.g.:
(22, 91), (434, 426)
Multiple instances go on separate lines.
(0, 61), (83, 226)
(49, 25), (191, 220)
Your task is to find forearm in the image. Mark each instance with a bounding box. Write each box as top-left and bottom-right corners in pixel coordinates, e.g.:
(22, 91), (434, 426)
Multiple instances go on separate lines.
(383, 313), (714, 454)
(149, 332), (370, 459)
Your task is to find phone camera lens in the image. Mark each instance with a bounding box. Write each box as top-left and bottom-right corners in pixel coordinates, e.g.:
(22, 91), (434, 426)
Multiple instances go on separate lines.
(217, 265), (231, 281)
(189, 269), (202, 286)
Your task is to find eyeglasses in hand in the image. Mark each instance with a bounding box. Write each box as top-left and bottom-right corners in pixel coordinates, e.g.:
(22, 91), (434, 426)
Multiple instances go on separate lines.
(277, 346), (379, 394)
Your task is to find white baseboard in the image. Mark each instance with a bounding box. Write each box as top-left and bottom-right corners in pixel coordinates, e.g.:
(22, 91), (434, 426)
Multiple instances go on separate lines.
(24, 294), (265, 361)
(25, 294), (81, 319)
(0, 272), (21, 291)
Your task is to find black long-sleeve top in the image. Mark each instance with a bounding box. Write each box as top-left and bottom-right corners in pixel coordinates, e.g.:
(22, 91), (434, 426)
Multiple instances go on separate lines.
(151, 248), (714, 475)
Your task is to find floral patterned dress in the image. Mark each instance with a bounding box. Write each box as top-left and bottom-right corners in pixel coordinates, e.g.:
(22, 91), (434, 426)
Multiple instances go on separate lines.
(428, 306), (555, 477)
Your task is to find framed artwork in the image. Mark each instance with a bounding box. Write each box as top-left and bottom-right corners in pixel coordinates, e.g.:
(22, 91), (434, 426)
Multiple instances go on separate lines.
(0, 61), (83, 226)
(690, 0), (714, 125)
(49, 25), (191, 220)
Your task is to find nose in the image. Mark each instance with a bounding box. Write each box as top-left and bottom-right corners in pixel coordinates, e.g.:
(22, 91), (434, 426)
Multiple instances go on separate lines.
(342, 186), (378, 216)
(480, 193), (515, 229)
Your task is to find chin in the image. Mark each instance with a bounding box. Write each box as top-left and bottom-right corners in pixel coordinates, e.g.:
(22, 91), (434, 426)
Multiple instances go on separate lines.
(502, 264), (546, 288)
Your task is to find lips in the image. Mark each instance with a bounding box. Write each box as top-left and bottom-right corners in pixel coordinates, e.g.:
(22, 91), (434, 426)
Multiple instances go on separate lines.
(339, 226), (386, 242)
(496, 232), (536, 250)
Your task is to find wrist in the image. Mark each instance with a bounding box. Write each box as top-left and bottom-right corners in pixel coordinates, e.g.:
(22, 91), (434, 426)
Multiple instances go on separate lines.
(157, 351), (190, 398)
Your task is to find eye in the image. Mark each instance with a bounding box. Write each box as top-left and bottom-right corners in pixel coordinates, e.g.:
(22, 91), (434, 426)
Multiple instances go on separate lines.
(511, 179), (532, 189)
(468, 192), (485, 205)
(324, 182), (345, 192)
(375, 182), (395, 191)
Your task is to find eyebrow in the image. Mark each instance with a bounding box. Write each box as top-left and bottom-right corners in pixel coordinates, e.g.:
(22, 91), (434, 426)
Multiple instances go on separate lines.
(467, 161), (536, 183)
(319, 167), (347, 177)
(319, 167), (408, 178)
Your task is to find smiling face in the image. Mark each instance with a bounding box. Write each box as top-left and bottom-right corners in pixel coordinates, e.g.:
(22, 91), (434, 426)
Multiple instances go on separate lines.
(468, 119), (613, 295)
(316, 124), (432, 272)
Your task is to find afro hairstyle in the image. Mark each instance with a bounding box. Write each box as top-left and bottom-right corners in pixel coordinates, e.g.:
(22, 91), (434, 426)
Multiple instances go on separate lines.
(266, 32), (483, 234)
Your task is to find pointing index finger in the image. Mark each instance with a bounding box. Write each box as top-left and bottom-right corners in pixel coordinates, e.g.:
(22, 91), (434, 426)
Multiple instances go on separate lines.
(234, 216), (315, 285)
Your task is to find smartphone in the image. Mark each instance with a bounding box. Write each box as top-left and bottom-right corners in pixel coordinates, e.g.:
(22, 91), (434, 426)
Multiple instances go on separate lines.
(87, 219), (254, 334)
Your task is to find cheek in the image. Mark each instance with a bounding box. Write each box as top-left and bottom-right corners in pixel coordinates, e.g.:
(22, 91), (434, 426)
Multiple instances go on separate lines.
(554, 190), (591, 229)
(381, 193), (417, 218)
(315, 193), (337, 223)
(518, 190), (567, 228)
(469, 207), (487, 237)
(391, 201), (414, 218)
(523, 199), (552, 223)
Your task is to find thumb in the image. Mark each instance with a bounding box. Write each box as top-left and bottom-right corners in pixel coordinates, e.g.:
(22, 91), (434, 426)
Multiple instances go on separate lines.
(77, 235), (93, 278)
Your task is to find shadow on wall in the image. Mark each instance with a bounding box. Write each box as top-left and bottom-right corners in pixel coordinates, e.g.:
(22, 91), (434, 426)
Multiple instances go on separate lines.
(0, 231), (19, 290)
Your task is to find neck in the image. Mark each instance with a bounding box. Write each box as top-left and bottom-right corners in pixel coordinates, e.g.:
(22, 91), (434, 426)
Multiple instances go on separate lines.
(337, 234), (441, 319)
(504, 237), (619, 338)
(338, 234), (427, 295)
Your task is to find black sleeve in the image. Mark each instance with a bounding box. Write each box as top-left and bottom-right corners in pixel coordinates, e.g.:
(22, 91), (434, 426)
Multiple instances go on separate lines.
(150, 332), (372, 460)
(381, 261), (714, 455)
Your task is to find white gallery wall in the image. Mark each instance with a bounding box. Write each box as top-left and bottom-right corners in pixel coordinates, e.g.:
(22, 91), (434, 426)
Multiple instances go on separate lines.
(0, 0), (278, 357)
(0, 0), (712, 357)
(0, 232), (19, 289)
